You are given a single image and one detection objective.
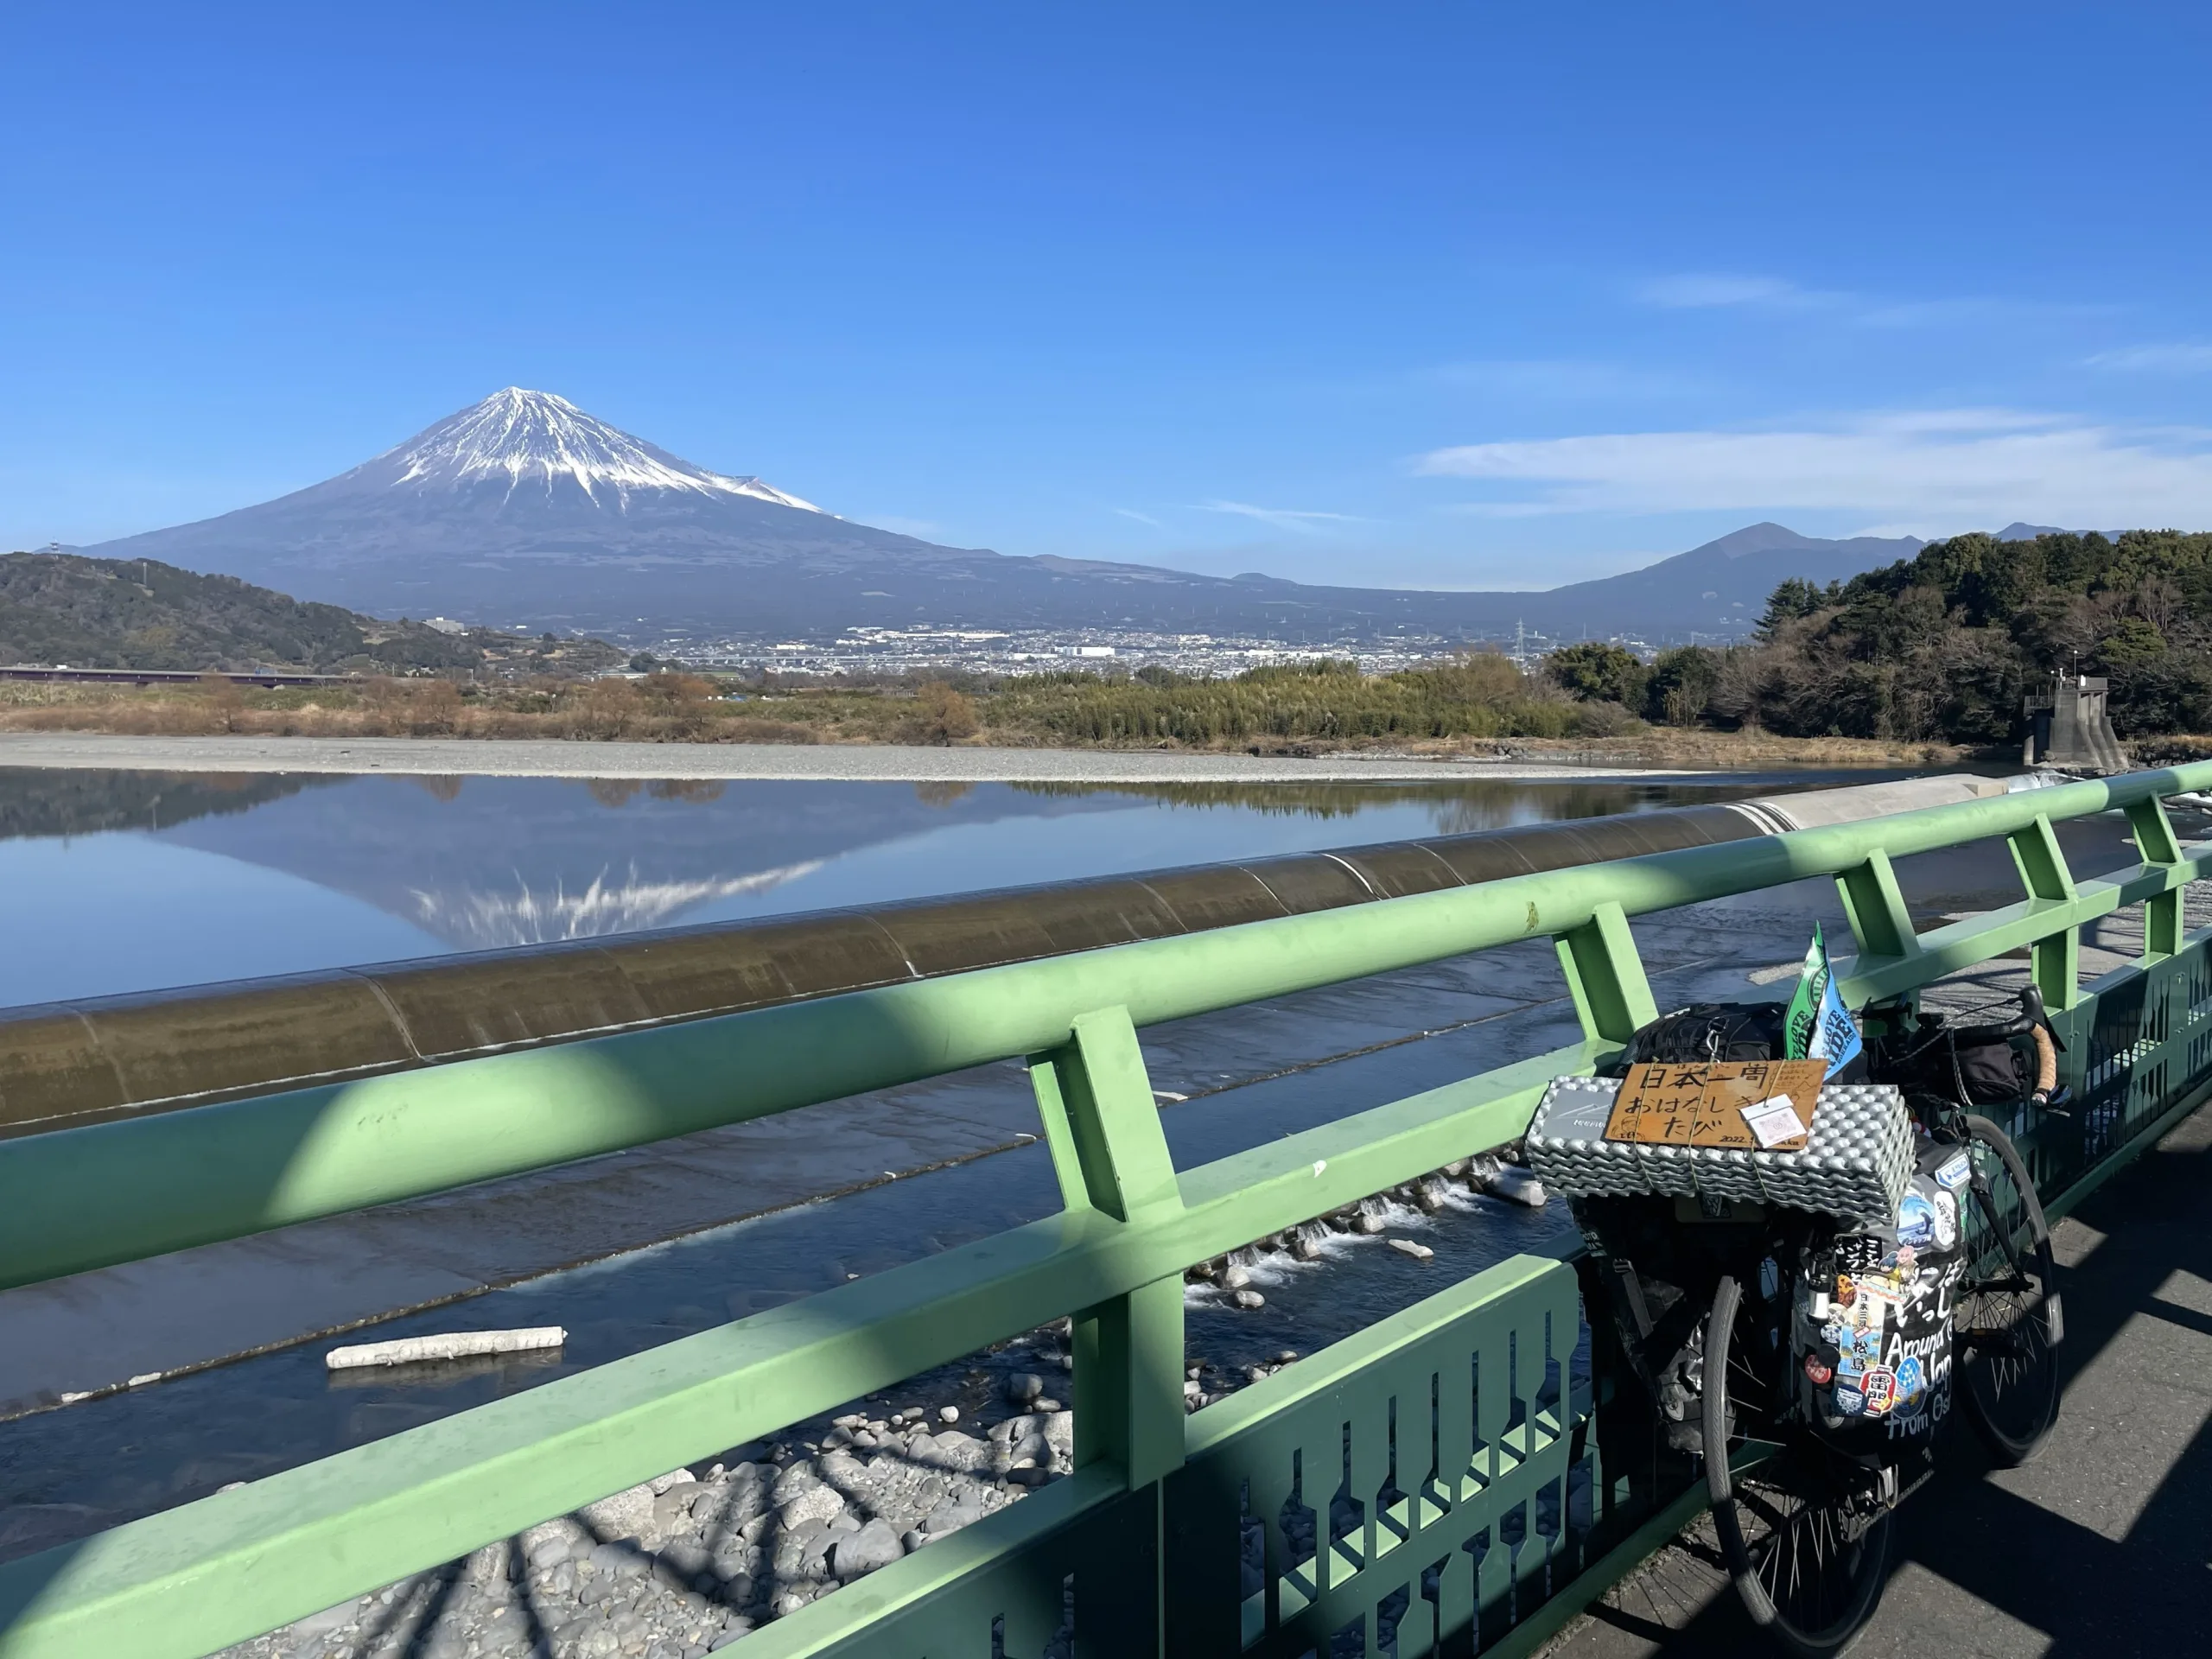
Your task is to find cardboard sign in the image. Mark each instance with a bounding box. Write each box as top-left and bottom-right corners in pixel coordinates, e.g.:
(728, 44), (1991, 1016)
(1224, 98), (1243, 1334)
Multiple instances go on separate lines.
(1603, 1059), (1825, 1150)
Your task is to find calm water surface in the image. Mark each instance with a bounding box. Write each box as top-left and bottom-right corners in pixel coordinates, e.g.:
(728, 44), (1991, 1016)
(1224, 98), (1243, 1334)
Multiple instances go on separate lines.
(0, 766), (1861, 1008)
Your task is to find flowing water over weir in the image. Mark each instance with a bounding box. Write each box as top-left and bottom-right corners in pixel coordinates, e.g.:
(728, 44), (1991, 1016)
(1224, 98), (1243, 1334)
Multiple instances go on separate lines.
(3, 764), (2207, 1659)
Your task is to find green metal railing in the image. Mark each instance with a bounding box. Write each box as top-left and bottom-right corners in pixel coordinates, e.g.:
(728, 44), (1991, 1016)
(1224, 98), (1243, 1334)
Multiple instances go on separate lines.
(6, 762), (2212, 1658)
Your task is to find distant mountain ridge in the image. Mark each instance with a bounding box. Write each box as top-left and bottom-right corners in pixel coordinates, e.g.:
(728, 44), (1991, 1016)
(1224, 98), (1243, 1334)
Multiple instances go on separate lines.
(80, 389), (1925, 644)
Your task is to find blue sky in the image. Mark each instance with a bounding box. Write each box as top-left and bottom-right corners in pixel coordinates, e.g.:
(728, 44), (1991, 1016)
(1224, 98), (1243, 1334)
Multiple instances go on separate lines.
(5, 3), (2210, 588)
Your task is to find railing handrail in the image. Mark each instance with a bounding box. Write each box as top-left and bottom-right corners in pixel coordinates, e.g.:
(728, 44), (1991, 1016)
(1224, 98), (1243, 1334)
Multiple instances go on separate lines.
(3, 763), (2202, 1294)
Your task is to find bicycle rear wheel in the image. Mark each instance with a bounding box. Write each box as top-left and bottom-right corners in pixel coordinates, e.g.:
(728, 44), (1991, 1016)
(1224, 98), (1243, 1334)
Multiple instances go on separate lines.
(1705, 1273), (1892, 1657)
(1954, 1115), (2062, 1465)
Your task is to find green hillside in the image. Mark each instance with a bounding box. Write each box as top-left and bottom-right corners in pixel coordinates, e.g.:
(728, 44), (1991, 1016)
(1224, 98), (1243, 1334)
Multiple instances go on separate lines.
(0, 552), (618, 675)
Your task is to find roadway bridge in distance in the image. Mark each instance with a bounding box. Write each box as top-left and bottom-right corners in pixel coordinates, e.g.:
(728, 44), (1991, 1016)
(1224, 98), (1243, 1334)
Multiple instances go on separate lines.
(1, 762), (2208, 1658)
(0, 664), (354, 689)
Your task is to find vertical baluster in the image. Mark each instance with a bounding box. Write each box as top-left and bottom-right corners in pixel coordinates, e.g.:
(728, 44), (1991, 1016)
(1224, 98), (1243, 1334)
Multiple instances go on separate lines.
(1554, 900), (1659, 1048)
(2008, 813), (2081, 1011)
(2126, 795), (2185, 961)
(1030, 1006), (1185, 1658)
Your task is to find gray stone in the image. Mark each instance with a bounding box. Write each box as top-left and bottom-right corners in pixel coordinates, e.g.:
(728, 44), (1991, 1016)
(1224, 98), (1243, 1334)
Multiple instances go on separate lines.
(658, 1541), (710, 1580)
(480, 1606), (531, 1645)
(769, 1460), (818, 1506)
(938, 1405), (961, 1424)
(1233, 1288), (1266, 1308)
(589, 1542), (650, 1580)
(777, 1483), (845, 1529)
(830, 1518), (906, 1578)
(530, 1535), (574, 1572)
(772, 1517), (830, 1576)
(924, 1495), (988, 1535)
(928, 1430), (990, 1472)
(1003, 1371), (1046, 1404)
(289, 1602), (357, 1638)
(581, 1483), (658, 1541)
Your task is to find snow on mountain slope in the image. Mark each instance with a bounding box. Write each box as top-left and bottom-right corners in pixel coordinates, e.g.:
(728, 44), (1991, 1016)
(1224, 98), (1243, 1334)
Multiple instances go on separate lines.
(353, 387), (822, 511)
(80, 389), (1926, 643)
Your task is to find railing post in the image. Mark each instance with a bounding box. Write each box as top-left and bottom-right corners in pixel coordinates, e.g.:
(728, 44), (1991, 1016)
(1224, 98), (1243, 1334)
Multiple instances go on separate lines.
(1029, 1006), (1184, 1654)
(2008, 813), (2082, 1011)
(1837, 849), (1921, 961)
(1554, 899), (1659, 1046)
(2126, 796), (2185, 960)
(1836, 849), (1923, 1025)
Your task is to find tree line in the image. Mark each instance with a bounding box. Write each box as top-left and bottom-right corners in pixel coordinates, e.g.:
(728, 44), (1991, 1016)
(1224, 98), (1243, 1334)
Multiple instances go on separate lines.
(1541, 530), (2212, 743)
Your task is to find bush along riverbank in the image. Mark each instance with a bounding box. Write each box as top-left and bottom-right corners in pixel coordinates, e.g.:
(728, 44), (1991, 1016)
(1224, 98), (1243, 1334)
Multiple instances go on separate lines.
(0, 667), (1973, 770)
(211, 1154), (1544, 1659)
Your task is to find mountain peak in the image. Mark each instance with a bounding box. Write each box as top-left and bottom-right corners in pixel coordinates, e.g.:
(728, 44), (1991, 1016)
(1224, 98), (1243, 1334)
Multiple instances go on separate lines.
(354, 388), (821, 512)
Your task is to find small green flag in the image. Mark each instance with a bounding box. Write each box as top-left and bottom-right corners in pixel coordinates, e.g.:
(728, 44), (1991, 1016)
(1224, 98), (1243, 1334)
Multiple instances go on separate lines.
(1783, 925), (1828, 1061)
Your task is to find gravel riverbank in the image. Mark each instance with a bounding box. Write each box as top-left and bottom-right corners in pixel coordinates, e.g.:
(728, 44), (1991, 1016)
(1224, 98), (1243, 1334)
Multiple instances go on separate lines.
(0, 732), (1708, 782)
(213, 1157), (1543, 1659)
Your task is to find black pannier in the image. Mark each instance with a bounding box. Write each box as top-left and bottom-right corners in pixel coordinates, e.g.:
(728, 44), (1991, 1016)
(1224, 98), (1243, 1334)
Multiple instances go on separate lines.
(1605, 1000), (1867, 1082)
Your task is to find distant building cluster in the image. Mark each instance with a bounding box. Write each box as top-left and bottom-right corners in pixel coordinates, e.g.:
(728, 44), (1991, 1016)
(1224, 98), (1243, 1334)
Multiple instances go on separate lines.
(652, 620), (1664, 678)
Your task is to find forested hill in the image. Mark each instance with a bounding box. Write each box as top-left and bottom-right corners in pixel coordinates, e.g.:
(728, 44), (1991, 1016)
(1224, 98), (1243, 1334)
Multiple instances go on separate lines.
(1723, 529), (2212, 742)
(0, 552), (618, 674)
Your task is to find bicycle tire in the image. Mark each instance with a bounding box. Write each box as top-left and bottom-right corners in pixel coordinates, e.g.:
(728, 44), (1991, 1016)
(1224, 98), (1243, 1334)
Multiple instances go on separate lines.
(1954, 1115), (2063, 1465)
(1705, 1274), (1892, 1657)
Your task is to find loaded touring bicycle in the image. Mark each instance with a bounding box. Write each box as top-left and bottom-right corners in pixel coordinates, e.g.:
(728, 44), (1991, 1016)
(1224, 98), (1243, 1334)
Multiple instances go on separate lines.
(1527, 972), (2064, 1656)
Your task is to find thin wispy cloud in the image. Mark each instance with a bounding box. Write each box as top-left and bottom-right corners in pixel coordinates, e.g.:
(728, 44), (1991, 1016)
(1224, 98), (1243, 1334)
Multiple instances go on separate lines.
(1426, 359), (1706, 399)
(1414, 410), (2212, 526)
(1637, 274), (1839, 311)
(2087, 342), (2212, 373)
(1113, 507), (1163, 527)
(1636, 274), (2104, 330)
(1196, 499), (1363, 534)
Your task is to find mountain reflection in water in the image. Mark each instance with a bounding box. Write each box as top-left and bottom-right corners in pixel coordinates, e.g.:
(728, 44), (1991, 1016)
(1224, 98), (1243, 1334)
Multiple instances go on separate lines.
(0, 766), (1803, 1007)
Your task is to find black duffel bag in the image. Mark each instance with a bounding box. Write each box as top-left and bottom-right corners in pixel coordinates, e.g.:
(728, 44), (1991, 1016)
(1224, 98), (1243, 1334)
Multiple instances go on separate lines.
(1604, 1000), (1868, 1081)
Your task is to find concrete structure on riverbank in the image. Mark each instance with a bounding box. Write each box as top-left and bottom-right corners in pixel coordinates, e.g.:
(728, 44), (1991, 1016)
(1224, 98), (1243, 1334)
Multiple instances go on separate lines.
(2023, 671), (2127, 772)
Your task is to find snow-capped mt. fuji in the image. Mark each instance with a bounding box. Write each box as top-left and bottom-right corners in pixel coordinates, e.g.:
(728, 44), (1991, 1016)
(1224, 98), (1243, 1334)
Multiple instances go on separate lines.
(82, 390), (1924, 643)
(359, 388), (822, 512)
(85, 387), (1032, 633)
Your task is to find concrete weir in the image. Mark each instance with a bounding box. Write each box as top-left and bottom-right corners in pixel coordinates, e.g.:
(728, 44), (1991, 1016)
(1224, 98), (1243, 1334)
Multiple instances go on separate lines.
(0, 770), (2012, 1141)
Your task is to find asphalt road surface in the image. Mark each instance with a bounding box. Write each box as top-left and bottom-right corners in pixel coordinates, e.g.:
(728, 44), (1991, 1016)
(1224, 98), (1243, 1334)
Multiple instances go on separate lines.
(1543, 1100), (2212, 1659)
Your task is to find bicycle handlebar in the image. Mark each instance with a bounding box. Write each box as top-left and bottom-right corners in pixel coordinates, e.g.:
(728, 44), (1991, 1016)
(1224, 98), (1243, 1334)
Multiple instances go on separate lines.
(1945, 987), (2060, 1102)
(1947, 985), (2048, 1048)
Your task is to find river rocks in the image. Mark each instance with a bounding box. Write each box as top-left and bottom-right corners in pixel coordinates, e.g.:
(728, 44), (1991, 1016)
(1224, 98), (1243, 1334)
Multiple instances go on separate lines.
(1488, 1166), (1547, 1206)
(207, 1137), (1541, 1659)
(776, 1482), (846, 1530)
(830, 1518), (905, 1577)
(578, 1480), (656, 1540)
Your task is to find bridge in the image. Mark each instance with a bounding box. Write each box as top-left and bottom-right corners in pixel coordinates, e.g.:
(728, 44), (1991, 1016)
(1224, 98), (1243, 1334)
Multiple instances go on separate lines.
(0, 665), (355, 689)
(3, 763), (2209, 1657)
